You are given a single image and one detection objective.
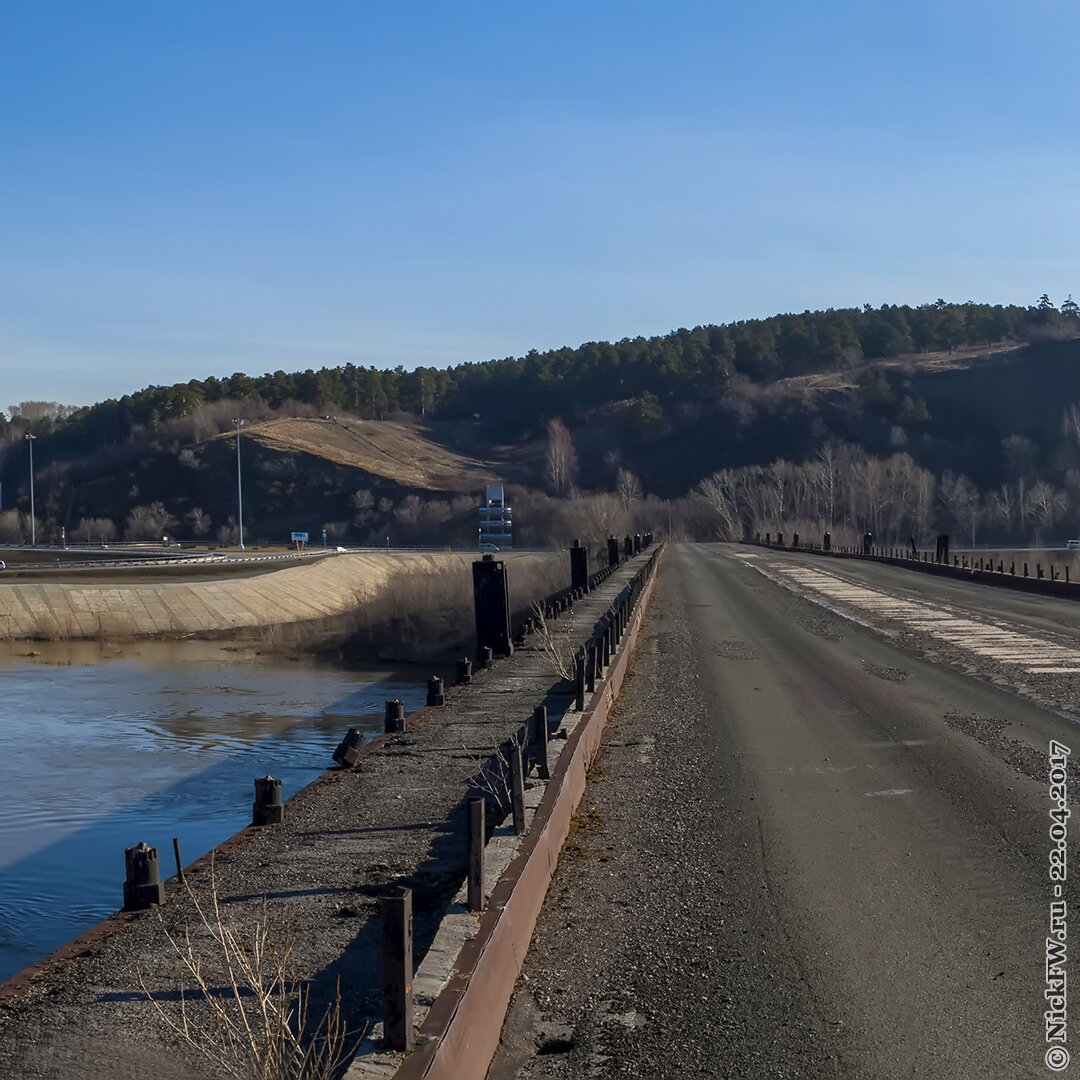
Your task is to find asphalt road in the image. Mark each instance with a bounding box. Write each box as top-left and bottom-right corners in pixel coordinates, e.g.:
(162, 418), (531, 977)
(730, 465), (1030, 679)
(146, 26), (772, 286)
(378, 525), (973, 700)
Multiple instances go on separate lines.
(488, 543), (1076, 1079)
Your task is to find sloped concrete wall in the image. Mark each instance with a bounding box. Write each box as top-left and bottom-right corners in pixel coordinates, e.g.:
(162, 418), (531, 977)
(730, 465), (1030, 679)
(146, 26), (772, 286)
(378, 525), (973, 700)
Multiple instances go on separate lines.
(0, 552), (477, 640)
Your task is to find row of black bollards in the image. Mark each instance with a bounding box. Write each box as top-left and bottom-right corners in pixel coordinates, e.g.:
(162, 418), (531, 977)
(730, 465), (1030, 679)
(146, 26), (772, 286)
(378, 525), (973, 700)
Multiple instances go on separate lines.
(128, 690), (423, 909)
(125, 536), (663, 1054)
(475, 533), (655, 669)
(372, 691), (568, 1049)
(573, 546), (660, 713)
(123, 771), (287, 910)
(379, 547), (657, 1047)
(388, 695), (573, 1054)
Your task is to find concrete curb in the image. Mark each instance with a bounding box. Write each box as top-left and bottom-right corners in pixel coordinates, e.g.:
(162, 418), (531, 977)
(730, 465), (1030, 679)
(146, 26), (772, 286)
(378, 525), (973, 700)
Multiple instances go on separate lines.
(392, 547), (665, 1080)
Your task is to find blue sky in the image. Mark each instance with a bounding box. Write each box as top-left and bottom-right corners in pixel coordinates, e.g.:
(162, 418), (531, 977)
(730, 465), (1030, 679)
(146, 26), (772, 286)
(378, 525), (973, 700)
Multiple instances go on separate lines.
(1, 2), (1077, 408)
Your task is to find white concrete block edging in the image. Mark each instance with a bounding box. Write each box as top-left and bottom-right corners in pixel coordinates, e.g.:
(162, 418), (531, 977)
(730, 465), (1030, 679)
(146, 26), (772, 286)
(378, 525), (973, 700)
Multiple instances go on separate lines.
(387, 546), (664, 1080)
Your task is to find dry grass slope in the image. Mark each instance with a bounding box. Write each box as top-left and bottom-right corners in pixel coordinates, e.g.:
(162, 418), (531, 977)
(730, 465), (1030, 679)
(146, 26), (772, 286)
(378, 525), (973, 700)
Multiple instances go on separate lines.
(789, 340), (1026, 395)
(242, 417), (495, 492)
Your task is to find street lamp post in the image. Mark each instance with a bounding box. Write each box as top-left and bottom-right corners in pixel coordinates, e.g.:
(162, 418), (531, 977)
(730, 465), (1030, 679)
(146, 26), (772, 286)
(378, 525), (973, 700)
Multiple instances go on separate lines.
(25, 433), (36, 547)
(233, 419), (245, 550)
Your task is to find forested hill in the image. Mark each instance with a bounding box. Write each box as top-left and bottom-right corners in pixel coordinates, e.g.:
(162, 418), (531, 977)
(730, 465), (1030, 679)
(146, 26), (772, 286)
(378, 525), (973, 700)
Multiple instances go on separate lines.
(5, 295), (1075, 453)
(3, 295), (1080, 549)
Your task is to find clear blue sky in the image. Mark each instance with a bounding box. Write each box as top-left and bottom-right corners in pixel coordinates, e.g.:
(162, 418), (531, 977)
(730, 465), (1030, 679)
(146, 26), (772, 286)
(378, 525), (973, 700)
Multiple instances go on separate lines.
(2, 1), (1077, 409)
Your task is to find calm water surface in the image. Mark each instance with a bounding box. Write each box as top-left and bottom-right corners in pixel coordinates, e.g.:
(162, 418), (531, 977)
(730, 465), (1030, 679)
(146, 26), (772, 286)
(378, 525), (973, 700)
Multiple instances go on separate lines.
(0, 640), (432, 983)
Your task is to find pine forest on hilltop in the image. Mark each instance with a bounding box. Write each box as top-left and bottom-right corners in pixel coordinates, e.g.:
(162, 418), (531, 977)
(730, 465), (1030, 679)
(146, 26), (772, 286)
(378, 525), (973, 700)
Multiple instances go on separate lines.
(3, 295), (1080, 551)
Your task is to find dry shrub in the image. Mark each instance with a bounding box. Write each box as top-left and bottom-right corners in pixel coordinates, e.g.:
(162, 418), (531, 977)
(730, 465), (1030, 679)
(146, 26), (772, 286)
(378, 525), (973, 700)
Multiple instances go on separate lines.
(142, 864), (360, 1080)
(340, 554), (569, 660)
(463, 732), (524, 815)
(505, 554), (567, 619)
(530, 601), (575, 681)
(348, 564), (474, 659)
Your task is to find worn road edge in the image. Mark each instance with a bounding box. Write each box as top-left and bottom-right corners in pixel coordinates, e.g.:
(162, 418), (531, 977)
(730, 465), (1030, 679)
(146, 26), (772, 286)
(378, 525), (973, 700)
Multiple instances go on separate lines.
(394, 546), (665, 1080)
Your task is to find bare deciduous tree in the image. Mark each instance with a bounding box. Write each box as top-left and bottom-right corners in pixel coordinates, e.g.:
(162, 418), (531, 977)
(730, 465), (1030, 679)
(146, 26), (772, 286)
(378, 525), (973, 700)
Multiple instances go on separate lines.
(1063, 402), (1080, 451)
(125, 501), (178, 540)
(1002, 434), (1037, 531)
(561, 492), (629, 542)
(615, 468), (643, 508)
(1025, 480), (1066, 535)
(696, 470), (742, 539)
(938, 472), (981, 547)
(186, 508), (210, 536)
(543, 418), (578, 496)
(75, 516), (117, 543)
(990, 484), (1016, 532)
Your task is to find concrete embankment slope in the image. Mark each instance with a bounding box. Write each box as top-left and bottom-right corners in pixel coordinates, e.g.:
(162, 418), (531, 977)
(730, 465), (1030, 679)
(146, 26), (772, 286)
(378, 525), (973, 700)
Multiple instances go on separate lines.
(0, 552), (480, 639)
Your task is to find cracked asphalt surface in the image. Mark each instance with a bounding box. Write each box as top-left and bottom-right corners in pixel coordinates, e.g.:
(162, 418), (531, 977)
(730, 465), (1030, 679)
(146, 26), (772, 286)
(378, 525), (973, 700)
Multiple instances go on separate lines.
(488, 543), (1073, 1079)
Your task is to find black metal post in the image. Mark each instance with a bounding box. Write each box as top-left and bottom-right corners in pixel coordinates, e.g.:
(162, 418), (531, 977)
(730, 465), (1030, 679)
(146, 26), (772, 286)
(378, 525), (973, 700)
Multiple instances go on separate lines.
(533, 704), (550, 780)
(571, 539), (589, 593)
(385, 699), (406, 733)
(467, 798), (484, 913)
(510, 742), (525, 836)
(455, 658), (472, 685)
(382, 886), (414, 1052)
(333, 727), (365, 766)
(427, 676), (445, 707)
(123, 842), (165, 910)
(252, 775), (283, 826)
(472, 554), (513, 658)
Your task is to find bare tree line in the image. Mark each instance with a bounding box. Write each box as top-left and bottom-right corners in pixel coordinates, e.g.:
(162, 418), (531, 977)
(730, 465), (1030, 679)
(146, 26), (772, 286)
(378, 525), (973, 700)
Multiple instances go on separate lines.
(697, 442), (1079, 548)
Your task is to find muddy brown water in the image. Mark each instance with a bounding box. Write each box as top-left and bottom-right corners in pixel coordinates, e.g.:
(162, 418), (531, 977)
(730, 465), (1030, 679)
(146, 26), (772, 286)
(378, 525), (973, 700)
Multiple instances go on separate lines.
(0, 639), (434, 983)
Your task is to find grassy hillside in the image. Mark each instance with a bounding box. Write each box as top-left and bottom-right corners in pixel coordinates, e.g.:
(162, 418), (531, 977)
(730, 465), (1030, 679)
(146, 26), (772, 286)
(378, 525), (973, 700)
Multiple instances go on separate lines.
(244, 416), (494, 491)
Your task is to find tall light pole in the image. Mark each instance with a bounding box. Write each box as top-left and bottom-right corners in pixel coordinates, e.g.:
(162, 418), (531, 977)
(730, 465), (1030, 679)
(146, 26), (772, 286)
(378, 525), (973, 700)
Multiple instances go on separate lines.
(233, 418), (244, 550)
(24, 433), (36, 547)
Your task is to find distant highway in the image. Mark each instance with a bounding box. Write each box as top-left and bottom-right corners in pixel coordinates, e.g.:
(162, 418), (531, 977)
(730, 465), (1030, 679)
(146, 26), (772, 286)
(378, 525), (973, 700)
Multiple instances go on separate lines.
(0, 543), (548, 575)
(491, 543), (1077, 1078)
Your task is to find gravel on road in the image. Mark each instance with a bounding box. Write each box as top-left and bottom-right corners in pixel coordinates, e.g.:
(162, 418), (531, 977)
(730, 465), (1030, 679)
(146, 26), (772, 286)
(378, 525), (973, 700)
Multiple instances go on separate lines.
(487, 562), (849, 1079)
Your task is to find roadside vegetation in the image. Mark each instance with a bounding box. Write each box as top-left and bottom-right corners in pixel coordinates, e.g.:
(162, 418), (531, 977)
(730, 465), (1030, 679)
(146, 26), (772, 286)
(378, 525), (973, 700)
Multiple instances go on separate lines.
(142, 863), (359, 1080)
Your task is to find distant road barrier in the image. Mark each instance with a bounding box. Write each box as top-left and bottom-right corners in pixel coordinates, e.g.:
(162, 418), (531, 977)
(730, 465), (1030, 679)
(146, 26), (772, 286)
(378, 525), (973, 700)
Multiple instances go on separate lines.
(749, 534), (1080, 602)
(0, 550), (340, 574)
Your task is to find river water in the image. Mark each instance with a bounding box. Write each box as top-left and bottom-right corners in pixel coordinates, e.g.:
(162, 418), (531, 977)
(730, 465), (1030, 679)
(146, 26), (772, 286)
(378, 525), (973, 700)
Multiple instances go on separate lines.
(0, 640), (432, 984)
